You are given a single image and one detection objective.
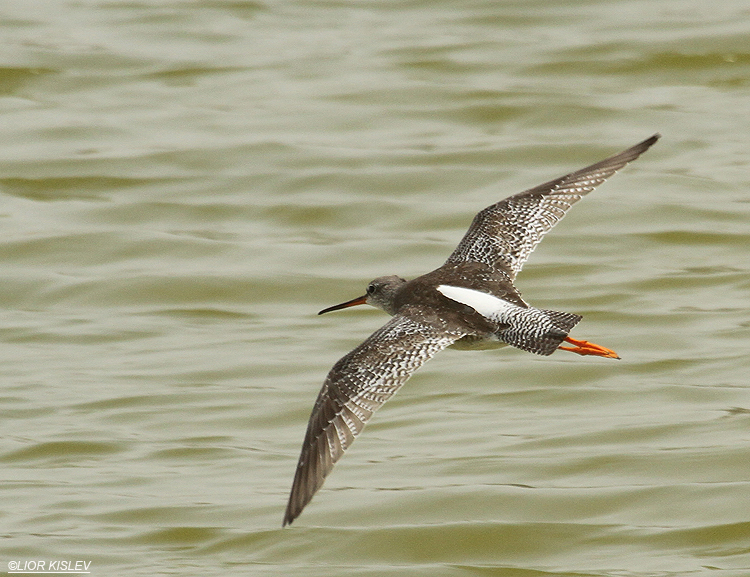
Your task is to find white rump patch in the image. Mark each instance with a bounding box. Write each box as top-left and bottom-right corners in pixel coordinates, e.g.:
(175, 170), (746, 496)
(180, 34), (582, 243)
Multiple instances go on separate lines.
(436, 285), (518, 319)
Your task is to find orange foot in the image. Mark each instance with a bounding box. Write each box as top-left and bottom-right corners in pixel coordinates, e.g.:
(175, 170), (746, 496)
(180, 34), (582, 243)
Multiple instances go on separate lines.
(558, 336), (620, 359)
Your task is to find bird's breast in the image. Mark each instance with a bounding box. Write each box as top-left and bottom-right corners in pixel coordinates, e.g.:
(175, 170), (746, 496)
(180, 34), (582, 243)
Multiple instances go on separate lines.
(449, 334), (508, 350)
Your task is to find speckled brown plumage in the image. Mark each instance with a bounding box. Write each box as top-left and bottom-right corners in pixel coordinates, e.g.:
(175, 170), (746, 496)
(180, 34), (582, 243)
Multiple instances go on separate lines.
(283, 134), (659, 526)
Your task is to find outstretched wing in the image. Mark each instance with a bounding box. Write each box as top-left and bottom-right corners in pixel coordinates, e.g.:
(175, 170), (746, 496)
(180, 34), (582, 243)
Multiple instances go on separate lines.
(445, 134), (660, 279)
(283, 311), (464, 526)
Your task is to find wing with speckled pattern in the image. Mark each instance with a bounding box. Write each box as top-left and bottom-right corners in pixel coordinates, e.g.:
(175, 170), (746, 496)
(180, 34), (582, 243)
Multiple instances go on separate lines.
(446, 134), (660, 279)
(283, 312), (464, 526)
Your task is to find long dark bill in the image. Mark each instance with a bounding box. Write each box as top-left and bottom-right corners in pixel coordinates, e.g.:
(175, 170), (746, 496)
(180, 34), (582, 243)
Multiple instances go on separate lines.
(318, 295), (367, 315)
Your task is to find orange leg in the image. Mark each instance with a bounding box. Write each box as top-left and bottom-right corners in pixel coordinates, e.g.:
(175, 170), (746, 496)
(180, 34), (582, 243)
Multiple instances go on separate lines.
(558, 336), (620, 359)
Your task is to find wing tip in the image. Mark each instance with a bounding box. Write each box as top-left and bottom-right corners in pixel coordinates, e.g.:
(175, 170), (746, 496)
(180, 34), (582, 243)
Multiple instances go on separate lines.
(615, 132), (660, 161)
(283, 477), (309, 527)
(634, 133), (661, 154)
(584, 132), (660, 176)
(644, 132), (661, 145)
(282, 493), (298, 527)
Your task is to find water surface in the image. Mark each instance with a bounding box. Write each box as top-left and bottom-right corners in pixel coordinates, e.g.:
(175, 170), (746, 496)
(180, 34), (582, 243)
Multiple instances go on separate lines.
(1, 1), (750, 576)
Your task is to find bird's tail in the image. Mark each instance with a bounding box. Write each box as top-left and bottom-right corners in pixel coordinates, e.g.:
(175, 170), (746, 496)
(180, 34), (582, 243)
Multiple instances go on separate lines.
(499, 309), (582, 356)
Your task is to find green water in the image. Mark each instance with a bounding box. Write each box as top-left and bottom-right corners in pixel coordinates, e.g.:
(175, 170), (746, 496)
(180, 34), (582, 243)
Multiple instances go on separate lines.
(1, 0), (749, 575)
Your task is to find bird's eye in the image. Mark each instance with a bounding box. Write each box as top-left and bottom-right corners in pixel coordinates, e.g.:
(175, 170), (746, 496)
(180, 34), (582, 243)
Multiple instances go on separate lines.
(366, 284), (375, 295)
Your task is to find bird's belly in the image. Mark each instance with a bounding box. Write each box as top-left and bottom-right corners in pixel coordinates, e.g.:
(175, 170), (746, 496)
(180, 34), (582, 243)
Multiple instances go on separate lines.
(449, 334), (508, 351)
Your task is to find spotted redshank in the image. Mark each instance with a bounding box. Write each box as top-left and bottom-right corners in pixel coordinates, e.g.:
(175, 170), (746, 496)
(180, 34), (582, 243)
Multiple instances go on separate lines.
(283, 134), (660, 526)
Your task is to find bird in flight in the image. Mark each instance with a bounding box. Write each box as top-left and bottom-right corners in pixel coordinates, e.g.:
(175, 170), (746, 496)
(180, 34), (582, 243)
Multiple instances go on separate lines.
(283, 134), (660, 526)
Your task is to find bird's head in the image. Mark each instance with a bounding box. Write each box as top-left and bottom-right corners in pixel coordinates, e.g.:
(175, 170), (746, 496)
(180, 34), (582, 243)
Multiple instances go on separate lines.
(318, 275), (407, 316)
